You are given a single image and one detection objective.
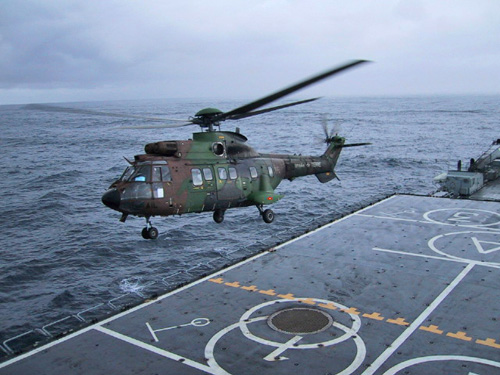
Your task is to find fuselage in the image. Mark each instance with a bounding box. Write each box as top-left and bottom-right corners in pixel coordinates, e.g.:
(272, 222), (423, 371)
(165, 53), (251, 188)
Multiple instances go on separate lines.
(102, 131), (344, 219)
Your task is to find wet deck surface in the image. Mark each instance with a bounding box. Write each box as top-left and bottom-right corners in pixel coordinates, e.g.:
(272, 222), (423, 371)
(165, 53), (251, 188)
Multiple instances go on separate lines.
(2, 194), (500, 374)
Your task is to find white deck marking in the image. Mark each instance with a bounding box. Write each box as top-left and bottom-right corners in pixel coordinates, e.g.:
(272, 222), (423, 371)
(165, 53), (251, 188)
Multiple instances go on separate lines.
(146, 318), (210, 342)
(372, 247), (469, 264)
(95, 326), (219, 374)
(471, 237), (500, 254)
(263, 335), (303, 361)
(356, 213), (500, 232)
(428, 231), (500, 268)
(382, 355), (500, 375)
(361, 263), (475, 375)
(423, 208), (500, 227)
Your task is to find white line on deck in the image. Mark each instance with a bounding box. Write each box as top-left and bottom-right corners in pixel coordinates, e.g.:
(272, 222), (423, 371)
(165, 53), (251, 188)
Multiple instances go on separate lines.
(356, 213), (500, 232)
(95, 326), (219, 374)
(360, 263), (475, 375)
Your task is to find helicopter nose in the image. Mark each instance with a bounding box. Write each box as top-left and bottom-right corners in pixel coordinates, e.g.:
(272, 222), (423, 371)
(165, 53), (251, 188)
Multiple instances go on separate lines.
(102, 189), (121, 211)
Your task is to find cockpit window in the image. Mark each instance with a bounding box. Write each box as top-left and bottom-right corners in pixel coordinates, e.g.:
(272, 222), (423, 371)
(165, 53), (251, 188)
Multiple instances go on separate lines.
(128, 165), (151, 182)
(120, 167), (134, 181)
(161, 166), (172, 181)
(151, 166), (172, 182)
(152, 167), (161, 182)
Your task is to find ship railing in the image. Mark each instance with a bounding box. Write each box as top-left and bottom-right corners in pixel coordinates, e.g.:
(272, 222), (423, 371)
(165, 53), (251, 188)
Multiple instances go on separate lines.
(471, 143), (500, 172)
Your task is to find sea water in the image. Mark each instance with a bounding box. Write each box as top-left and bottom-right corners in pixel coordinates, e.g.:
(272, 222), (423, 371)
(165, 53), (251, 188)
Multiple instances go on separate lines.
(0, 95), (498, 349)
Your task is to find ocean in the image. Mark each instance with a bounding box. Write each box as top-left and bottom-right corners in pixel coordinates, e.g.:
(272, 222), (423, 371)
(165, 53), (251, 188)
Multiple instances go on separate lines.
(0, 95), (498, 353)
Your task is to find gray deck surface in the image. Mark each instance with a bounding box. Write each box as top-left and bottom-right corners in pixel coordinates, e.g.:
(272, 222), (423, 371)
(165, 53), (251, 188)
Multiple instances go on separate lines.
(471, 177), (500, 202)
(1, 195), (500, 374)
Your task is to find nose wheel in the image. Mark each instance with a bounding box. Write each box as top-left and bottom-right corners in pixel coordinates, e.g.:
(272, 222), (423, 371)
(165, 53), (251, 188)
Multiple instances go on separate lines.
(142, 217), (159, 240)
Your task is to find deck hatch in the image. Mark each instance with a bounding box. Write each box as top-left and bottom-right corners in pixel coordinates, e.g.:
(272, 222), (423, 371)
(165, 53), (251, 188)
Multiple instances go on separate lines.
(268, 307), (333, 335)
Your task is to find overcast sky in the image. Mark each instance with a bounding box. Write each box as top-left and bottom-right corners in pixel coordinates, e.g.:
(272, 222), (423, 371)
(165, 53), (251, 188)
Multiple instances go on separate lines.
(1, 0), (499, 105)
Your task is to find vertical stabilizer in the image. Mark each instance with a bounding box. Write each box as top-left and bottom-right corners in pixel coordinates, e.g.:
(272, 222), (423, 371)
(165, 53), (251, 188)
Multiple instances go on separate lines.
(315, 136), (345, 183)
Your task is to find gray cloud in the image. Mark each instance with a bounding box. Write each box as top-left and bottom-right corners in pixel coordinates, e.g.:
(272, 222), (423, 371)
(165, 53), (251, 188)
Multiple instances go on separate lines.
(1, 0), (499, 104)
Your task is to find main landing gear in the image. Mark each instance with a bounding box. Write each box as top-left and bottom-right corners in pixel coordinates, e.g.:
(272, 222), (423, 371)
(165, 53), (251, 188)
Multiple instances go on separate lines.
(212, 206), (275, 224)
(257, 205), (275, 224)
(142, 216), (159, 240)
(213, 209), (225, 224)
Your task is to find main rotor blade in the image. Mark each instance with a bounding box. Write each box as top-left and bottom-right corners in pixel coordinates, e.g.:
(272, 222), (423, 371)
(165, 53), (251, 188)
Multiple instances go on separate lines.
(24, 103), (185, 122)
(220, 60), (370, 120)
(227, 97), (319, 120)
(117, 121), (195, 129)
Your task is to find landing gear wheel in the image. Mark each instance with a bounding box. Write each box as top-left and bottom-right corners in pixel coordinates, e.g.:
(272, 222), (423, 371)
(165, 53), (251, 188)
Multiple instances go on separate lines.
(262, 209), (274, 223)
(148, 227), (159, 240)
(213, 209), (225, 224)
(141, 216), (159, 240)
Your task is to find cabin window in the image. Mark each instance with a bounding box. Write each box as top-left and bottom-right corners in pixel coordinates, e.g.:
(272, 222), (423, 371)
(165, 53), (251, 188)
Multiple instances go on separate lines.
(218, 167), (227, 180)
(249, 166), (258, 179)
(228, 167), (237, 180)
(191, 169), (203, 186)
(268, 165), (274, 177)
(203, 168), (213, 181)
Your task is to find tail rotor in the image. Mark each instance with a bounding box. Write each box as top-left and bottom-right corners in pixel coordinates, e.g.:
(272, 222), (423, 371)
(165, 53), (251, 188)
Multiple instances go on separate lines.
(317, 115), (343, 145)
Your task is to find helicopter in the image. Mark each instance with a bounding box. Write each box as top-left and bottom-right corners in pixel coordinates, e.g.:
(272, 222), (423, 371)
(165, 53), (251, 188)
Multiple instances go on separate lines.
(101, 60), (371, 239)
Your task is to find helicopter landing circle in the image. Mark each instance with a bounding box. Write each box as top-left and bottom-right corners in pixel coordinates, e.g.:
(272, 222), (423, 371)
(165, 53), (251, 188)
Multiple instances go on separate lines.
(428, 230), (500, 267)
(205, 298), (366, 375)
(423, 208), (500, 227)
(239, 298), (363, 349)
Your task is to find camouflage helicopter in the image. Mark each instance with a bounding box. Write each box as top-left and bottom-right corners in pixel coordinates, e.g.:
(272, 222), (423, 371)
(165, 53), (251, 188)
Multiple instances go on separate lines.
(101, 60), (371, 239)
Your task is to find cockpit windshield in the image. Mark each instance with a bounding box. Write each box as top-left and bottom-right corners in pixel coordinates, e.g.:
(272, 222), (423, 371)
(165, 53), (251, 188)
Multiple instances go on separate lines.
(120, 164), (172, 182)
(120, 167), (134, 181)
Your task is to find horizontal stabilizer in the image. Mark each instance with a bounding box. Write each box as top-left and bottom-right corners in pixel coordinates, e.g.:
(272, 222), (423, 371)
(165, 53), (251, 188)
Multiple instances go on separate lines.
(316, 171), (338, 183)
(342, 142), (372, 148)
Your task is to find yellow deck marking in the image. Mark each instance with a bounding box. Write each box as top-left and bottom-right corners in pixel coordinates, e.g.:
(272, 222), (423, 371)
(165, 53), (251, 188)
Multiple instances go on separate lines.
(258, 289), (277, 296)
(241, 285), (258, 292)
(446, 331), (473, 341)
(277, 293), (295, 300)
(318, 302), (338, 310)
(419, 325), (443, 334)
(363, 312), (384, 321)
(386, 317), (410, 326)
(340, 307), (360, 315)
(209, 277), (500, 351)
(476, 338), (500, 349)
(299, 298), (316, 305)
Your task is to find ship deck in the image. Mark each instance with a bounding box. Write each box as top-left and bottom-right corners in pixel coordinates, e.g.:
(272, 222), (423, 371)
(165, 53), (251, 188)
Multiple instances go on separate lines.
(471, 177), (500, 202)
(1, 194), (500, 374)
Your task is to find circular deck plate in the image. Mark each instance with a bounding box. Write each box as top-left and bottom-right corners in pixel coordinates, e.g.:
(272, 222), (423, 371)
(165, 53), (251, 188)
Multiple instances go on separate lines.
(268, 307), (333, 335)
